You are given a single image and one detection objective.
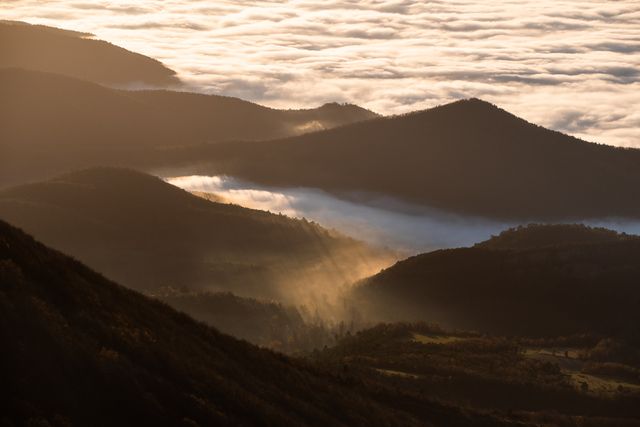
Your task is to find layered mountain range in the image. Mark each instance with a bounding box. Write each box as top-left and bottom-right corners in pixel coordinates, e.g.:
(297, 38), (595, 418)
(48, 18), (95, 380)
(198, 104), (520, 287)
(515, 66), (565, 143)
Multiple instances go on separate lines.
(3, 20), (640, 427)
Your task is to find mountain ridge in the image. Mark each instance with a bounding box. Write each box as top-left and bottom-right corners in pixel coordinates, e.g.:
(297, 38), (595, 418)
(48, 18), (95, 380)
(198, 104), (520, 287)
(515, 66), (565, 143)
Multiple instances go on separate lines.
(0, 20), (180, 87)
(190, 98), (640, 220)
(475, 223), (636, 251)
(0, 68), (378, 186)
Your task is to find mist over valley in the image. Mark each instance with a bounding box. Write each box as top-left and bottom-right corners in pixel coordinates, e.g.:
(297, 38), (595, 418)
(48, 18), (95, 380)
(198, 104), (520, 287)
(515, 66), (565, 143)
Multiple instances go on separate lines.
(168, 174), (640, 254)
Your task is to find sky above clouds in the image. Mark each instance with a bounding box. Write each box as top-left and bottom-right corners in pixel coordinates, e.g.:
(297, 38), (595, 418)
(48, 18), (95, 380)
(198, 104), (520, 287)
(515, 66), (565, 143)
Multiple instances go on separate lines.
(3, 0), (639, 147)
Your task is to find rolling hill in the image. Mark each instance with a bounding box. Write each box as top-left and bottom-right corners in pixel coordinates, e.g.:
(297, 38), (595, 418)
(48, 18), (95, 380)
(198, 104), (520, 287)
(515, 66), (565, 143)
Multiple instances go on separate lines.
(0, 20), (179, 87)
(0, 168), (392, 307)
(0, 68), (377, 186)
(1, 219), (504, 427)
(192, 98), (640, 220)
(352, 224), (640, 337)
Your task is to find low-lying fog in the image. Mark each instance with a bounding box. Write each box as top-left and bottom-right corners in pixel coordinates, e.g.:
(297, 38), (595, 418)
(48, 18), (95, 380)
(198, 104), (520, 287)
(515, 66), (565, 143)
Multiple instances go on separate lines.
(167, 175), (640, 254)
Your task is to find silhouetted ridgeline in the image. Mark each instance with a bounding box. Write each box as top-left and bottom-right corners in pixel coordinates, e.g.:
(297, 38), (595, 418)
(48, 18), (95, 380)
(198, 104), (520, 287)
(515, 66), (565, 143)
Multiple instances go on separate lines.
(0, 168), (392, 304)
(352, 224), (640, 338)
(194, 98), (640, 220)
(476, 223), (636, 250)
(0, 68), (376, 186)
(0, 20), (179, 86)
(0, 220), (523, 426)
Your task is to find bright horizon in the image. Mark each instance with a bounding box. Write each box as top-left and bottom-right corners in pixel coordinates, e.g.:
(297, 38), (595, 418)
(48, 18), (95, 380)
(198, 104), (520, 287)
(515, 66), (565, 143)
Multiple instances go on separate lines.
(2, 0), (639, 147)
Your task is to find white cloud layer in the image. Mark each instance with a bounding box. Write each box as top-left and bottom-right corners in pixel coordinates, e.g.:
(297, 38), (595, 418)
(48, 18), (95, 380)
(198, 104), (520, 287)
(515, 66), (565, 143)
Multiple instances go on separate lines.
(3, 0), (639, 146)
(167, 175), (640, 253)
(167, 174), (512, 253)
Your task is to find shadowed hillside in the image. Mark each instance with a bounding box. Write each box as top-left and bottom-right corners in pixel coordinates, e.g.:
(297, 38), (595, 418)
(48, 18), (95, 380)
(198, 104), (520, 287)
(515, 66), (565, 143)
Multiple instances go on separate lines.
(0, 68), (377, 186)
(0, 20), (179, 86)
(0, 168), (392, 308)
(352, 224), (640, 337)
(193, 98), (640, 220)
(1, 219), (506, 427)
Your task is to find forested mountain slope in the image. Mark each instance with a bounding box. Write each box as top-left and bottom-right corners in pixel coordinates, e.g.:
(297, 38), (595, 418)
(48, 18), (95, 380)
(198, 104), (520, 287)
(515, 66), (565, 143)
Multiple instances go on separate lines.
(353, 224), (640, 337)
(0, 168), (391, 304)
(0, 220), (454, 427)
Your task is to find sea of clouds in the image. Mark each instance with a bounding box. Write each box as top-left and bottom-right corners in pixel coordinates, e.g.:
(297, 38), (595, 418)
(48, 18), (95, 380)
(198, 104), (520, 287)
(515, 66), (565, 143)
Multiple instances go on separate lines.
(3, 0), (639, 147)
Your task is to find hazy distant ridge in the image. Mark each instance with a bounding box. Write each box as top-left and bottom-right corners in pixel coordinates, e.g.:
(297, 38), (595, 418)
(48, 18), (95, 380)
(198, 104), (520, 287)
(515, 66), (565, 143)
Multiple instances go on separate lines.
(0, 20), (179, 86)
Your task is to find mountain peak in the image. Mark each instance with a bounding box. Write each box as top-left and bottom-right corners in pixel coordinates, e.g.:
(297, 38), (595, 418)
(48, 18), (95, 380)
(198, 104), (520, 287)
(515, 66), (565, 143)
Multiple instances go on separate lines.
(316, 101), (379, 117)
(419, 97), (516, 120)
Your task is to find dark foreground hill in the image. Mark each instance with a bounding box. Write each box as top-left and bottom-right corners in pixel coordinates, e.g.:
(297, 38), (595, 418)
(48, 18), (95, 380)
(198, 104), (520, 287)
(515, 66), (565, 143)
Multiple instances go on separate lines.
(0, 220), (516, 427)
(352, 224), (640, 338)
(0, 20), (179, 86)
(0, 68), (376, 186)
(193, 98), (640, 220)
(0, 168), (392, 305)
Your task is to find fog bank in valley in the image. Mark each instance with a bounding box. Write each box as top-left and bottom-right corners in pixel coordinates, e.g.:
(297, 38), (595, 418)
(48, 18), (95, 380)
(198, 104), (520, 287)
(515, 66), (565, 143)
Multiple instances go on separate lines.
(167, 175), (508, 253)
(167, 175), (640, 254)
